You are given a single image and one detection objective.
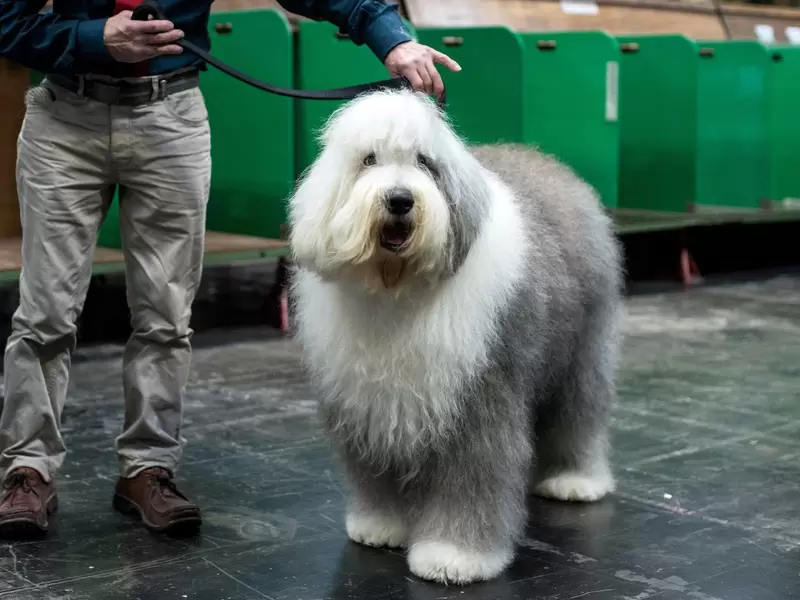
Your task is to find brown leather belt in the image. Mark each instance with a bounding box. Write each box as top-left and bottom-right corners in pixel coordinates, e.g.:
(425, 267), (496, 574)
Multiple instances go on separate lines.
(46, 70), (200, 106)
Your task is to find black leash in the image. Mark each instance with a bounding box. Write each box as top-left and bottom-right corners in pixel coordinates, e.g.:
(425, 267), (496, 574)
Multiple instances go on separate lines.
(131, 0), (446, 106)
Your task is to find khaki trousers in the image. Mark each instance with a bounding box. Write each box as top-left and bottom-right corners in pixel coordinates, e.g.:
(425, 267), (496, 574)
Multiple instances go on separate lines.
(0, 76), (212, 481)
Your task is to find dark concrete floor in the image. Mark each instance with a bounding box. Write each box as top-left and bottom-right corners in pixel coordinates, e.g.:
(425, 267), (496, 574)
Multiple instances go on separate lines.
(1, 272), (799, 600)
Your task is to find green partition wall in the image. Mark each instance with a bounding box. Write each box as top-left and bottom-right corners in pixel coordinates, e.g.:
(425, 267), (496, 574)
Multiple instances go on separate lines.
(695, 40), (770, 211)
(294, 19), (416, 176)
(22, 24), (797, 253)
(416, 26), (524, 146)
(521, 31), (620, 209)
(617, 35), (699, 213)
(200, 9), (295, 240)
(768, 46), (800, 206)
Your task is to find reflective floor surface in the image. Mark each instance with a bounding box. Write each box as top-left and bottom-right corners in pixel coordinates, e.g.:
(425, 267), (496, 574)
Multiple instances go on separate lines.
(1, 273), (799, 600)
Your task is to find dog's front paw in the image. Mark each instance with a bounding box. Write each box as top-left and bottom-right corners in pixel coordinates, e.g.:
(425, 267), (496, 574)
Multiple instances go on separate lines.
(346, 511), (407, 548)
(533, 471), (615, 502)
(407, 540), (512, 585)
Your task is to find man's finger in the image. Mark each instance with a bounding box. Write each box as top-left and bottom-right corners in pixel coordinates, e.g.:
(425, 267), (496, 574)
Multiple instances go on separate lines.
(155, 44), (184, 56)
(128, 19), (176, 34)
(403, 69), (424, 94)
(146, 30), (185, 45)
(426, 62), (444, 99)
(431, 49), (461, 72)
(416, 63), (434, 95)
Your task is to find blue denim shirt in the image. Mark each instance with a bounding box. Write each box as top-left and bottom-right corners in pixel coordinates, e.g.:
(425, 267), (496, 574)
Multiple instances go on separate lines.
(0, 0), (412, 76)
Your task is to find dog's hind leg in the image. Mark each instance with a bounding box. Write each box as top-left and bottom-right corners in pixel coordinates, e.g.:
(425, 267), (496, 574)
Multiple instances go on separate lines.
(531, 297), (620, 503)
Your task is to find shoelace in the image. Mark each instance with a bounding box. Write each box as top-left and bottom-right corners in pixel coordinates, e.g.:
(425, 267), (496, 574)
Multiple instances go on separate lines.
(3, 472), (33, 493)
(149, 471), (186, 500)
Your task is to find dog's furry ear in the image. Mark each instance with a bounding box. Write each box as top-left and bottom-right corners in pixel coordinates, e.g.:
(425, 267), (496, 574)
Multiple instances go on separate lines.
(436, 134), (492, 275)
(288, 150), (347, 274)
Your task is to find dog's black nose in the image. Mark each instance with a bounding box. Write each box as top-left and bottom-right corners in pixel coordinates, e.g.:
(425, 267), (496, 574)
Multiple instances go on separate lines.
(386, 188), (414, 215)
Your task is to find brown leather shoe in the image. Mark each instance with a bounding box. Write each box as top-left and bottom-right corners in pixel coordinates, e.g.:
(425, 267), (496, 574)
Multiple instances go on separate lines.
(113, 467), (201, 535)
(0, 467), (58, 538)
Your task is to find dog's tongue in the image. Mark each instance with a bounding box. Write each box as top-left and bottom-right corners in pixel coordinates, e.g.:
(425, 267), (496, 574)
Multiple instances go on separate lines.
(384, 233), (406, 245)
(383, 223), (409, 246)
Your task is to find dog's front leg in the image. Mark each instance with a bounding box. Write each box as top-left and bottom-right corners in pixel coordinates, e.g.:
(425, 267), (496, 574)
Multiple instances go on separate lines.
(406, 430), (531, 585)
(339, 458), (409, 550)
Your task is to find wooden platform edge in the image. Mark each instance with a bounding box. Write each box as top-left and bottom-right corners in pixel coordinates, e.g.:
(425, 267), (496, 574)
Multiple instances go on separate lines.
(2, 211), (800, 282)
(612, 205), (800, 235)
(0, 231), (291, 283)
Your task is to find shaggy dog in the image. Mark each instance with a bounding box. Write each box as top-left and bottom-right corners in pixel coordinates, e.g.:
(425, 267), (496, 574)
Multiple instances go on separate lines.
(287, 89), (623, 585)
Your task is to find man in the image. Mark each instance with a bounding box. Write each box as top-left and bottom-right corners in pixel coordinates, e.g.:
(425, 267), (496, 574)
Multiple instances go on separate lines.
(0, 0), (460, 539)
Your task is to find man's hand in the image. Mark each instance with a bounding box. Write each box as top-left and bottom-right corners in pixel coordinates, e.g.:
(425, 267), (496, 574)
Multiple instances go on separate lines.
(384, 42), (461, 99)
(103, 10), (185, 63)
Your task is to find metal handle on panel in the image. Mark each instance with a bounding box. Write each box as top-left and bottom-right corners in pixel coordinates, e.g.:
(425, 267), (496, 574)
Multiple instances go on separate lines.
(442, 36), (464, 47)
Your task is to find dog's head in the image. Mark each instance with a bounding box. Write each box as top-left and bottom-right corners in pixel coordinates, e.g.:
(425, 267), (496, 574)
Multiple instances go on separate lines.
(287, 89), (491, 295)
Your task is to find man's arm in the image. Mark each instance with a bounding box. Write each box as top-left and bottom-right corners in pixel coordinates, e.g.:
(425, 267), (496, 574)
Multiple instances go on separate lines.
(0, 0), (112, 73)
(275, 0), (411, 62)
(275, 0), (460, 97)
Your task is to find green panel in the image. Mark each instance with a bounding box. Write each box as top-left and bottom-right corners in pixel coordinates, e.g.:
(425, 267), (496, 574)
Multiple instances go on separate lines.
(521, 31), (620, 208)
(97, 188), (121, 249)
(416, 27), (524, 146)
(696, 40), (770, 211)
(30, 70), (44, 86)
(201, 9), (294, 239)
(617, 35), (699, 212)
(295, 19), (416, 176)
(768, 46), (800, 205)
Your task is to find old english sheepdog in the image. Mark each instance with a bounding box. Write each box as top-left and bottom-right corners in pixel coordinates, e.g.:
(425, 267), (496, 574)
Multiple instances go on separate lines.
(287, 89), (623, 585)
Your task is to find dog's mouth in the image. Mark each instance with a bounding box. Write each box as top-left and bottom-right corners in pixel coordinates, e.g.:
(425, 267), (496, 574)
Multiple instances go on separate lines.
(379, 222), (412, 252)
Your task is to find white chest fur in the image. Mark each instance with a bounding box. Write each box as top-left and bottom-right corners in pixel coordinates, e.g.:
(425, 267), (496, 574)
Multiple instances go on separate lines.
(292, 180), (529, 457)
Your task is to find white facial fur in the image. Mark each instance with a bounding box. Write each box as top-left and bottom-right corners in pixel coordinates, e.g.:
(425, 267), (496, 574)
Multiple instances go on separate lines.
(288, 90), (477, 294)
